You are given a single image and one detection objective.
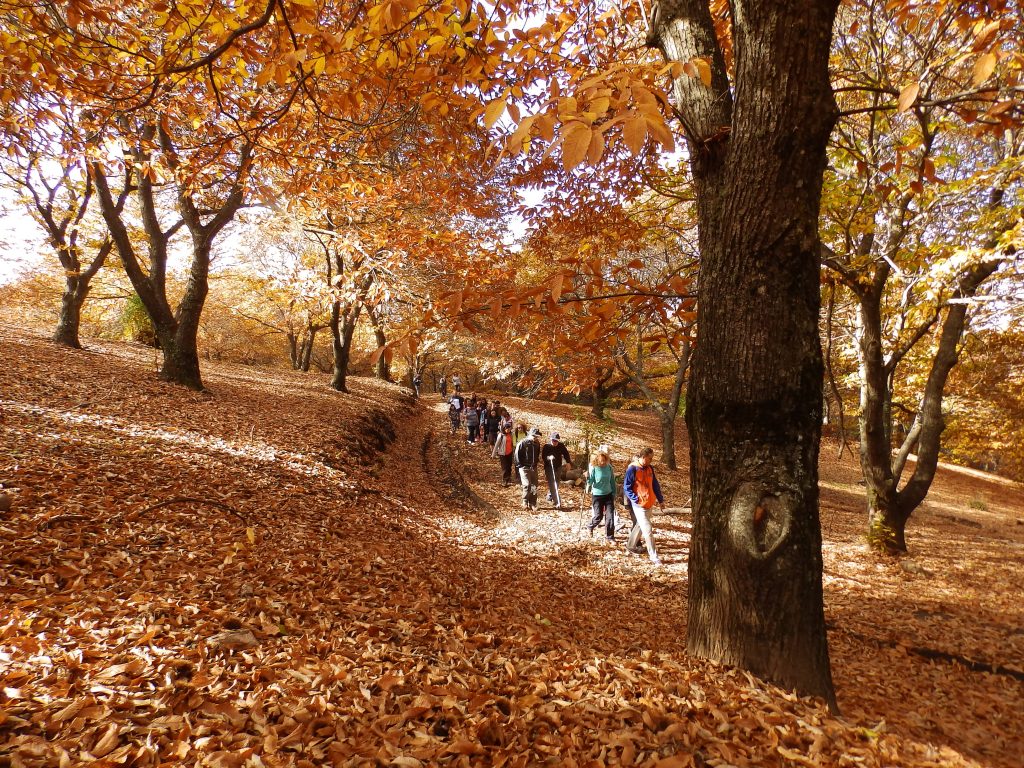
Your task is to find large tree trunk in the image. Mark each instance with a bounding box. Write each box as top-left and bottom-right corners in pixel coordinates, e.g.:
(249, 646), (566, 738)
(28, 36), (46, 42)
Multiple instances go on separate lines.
(156, 328), (204, 391)
(652, 0), (839, 708)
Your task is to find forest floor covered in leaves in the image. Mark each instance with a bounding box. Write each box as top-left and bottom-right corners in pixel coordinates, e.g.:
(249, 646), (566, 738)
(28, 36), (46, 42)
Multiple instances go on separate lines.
(1, 325), (1023, 768)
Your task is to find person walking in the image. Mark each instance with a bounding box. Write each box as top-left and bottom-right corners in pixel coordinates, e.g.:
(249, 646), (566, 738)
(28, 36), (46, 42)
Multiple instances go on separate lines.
(491, 422), (516, 486)
(412, 372), (422, 398)
(464, 402), (480, 445)
(541, 433), (573, 506)
(452, 373), (462, 394)
(448, 393), (463, 435)
(585, 445), (617, 542)
(623, 447), (664, 566)
(514, 427), (542, 510)
(484, 406), (502, 446)
(439, 375), (448, 399)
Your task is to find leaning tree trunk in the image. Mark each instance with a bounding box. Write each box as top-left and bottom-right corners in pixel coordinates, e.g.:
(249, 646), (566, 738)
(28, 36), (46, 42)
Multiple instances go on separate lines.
(652, 0), (839, 708)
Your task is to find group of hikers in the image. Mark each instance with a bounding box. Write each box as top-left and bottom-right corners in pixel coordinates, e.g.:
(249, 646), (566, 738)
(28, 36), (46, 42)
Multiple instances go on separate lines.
(443, 385), (666, 567)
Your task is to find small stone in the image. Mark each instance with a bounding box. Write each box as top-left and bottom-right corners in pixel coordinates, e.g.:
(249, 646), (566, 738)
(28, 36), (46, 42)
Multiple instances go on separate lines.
(208, 629), (259, 650)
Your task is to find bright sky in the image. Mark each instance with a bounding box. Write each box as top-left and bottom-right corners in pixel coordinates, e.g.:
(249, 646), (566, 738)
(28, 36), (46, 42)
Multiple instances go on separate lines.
(0, 193), (46, 285)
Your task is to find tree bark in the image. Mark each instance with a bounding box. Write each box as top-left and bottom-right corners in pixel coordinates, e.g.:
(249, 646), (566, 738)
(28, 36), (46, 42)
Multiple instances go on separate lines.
(651, 0), (839, 708)
(367, 303), (391, 381)
(52, 240), (111, 349)
(329, 301), (361, 392)
(300, 325), (317, 372)
(53, 278), (87, 349)
(287, 332), (300, 369)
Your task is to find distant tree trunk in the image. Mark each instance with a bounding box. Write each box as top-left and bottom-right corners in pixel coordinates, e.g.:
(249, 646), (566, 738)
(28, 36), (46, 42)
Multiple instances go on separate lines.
(590, 368), (628, 419)
(287, 331), (300, 369)
(53, 278), (87, 349)
(300, 324), (318, 372)
(329, 300), (361, 393)
(367, 304), (391, 381)
(615, 341), (689, 471)
(651, 0), (839, 708)
(53, 240), (111, 349)
(21, 166), (117, 350)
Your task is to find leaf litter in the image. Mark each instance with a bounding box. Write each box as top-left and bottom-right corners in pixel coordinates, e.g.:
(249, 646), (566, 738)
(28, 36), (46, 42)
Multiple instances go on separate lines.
(1, 326), (1022, 767)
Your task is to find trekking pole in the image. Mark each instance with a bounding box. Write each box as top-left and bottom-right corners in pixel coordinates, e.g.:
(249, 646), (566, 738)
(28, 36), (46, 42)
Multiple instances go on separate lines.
(546, 455), (561, 509)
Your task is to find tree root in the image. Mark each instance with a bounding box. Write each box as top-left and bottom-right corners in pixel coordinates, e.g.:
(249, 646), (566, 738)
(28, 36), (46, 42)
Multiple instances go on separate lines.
(115, 497), (250, 525)
(37, 514), (90, 530)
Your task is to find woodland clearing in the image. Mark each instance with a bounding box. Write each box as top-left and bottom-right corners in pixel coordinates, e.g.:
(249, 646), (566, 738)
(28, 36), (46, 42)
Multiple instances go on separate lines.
(1, 326), (1022, 768)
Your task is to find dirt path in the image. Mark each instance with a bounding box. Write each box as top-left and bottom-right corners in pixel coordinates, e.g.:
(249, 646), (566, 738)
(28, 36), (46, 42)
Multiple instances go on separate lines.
(387, 392), (1024, 767)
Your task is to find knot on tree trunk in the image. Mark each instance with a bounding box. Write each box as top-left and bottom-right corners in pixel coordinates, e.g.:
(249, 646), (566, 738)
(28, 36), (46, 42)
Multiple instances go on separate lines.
(727, 483), (794, 560)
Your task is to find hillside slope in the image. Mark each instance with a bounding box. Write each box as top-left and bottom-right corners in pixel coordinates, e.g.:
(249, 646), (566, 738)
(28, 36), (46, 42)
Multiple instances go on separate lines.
(1, 326), (1022, 767)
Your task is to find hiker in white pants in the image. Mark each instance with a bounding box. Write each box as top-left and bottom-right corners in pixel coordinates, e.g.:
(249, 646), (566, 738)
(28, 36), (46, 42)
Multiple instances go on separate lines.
(622, 447), (664, 566)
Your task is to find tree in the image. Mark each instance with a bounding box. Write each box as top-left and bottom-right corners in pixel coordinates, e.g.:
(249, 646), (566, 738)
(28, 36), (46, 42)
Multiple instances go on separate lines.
(0, 105), (129, 348)
(92, 126), (253, 390)
(647, 0), (841, 707)
(822, 0), (1023, 552)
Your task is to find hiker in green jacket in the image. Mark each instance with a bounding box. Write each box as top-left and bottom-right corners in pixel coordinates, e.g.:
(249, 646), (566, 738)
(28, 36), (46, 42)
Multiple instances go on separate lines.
(585, 444), (617, 541)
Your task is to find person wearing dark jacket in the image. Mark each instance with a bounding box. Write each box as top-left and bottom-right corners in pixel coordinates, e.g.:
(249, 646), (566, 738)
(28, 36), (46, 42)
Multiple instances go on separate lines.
(541, 433), (573, 504)
(514, 427), (542, 510)
(464, 404), (480, 444)
(484, 407), (502, 445)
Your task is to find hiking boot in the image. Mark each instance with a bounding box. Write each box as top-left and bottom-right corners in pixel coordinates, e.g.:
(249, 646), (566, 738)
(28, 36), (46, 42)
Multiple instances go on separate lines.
(587, 526), (594, 537)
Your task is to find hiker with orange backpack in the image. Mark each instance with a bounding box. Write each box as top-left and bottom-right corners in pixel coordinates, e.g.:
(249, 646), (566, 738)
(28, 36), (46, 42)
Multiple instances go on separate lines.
(622, 447), (664, 566)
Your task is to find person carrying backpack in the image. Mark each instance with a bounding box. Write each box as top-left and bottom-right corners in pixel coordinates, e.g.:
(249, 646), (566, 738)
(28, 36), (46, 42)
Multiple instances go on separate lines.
(491, 422), (516, 486)
(514, 427), (542, 510)
(623, 447), (664, 566)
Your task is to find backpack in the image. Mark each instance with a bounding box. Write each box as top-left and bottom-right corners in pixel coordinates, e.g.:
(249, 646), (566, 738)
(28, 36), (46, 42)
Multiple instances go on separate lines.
(515, 439), (532, 468)
(633, 465), (654, 507)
